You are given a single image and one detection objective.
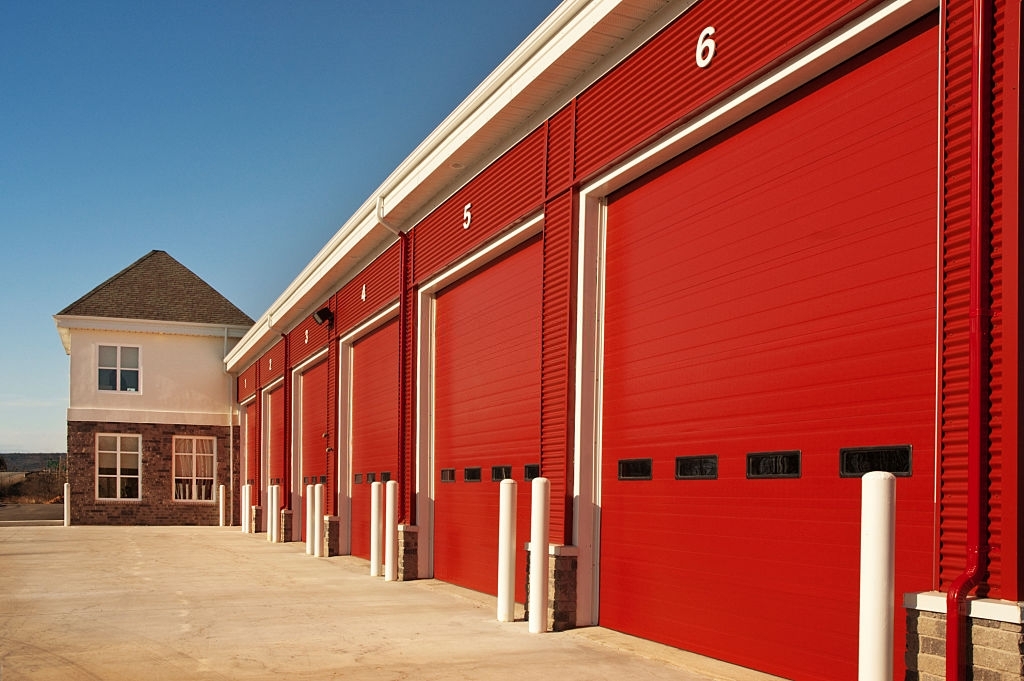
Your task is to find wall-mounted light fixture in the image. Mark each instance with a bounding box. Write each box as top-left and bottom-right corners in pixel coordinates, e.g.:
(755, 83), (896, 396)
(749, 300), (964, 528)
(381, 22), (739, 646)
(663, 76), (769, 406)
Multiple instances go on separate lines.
(312, 307), (334, 326)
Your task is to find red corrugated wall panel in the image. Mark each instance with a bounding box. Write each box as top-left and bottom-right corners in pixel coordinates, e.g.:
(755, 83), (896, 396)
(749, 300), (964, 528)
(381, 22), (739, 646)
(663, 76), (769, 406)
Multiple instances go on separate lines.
(575, 0), (886, 182)
(237, 362), (258, 402)
(244, 400), (259, 492)
(349, 318), (400, 559)
(412, 128), (545, 283)
(546, 103), (574, 197)
(433, 237), (542, 600)
(333, 241), (401, 335)
(289, 312), (331, 366)
(260, 339), (286, 386)
(939, 0), (984, 593)
(266, 385), (286, 493)
(541, 191), (575, 545)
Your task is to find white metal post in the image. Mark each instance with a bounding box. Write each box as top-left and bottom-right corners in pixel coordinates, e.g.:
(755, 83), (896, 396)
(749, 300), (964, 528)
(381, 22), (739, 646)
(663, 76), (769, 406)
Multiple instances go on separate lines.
(497, 479), (517, 622)
(63, 482), (70, 527)
(370, 481), (383, 576)
(384, 480), (398, 581)
(314, 483), (325, 557)
(241, 484), (250, 532)
(529, 476), (550, 634)
(269, 485), (281, 543)
(305, 484), (315, 554)
(858, 471), (896, 681)
(218, 484), (226, 527)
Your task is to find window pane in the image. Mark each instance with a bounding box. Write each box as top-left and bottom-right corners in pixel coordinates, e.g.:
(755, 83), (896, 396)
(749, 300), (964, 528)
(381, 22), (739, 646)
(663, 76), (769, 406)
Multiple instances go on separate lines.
(175, 439), (193, 454)
(196, 455), (213, 477)
(175, 479), (191, 500)
(121, 478), (139, 499)
(98, 368), (117, 391)
(98, 346), (117, 367)
(120, 453), (139, 474)
(196, 438), (214, 455)
(98, 435), (118, 452)
(120, 370), (139, 392)
(120, 347), (139, 369)
(197, 480), (213, 501)
(98, 477), (117, 498)
(175, 454), (192, 477)
(120, 436), (139, 453)
(98, 453), (117, 475)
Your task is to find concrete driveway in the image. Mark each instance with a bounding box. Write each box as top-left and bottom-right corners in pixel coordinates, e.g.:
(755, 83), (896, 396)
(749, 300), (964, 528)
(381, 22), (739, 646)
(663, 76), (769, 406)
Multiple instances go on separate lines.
(0, 526), (782, 681)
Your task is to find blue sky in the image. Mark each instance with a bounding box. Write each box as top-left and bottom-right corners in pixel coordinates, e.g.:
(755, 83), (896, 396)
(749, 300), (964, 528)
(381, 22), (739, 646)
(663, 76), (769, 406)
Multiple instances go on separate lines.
(0, 0), (562, 453)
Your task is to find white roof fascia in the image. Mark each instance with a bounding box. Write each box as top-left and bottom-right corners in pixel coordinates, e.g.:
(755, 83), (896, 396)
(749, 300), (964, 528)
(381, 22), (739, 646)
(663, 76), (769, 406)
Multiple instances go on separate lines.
(54, 314), (251, 355)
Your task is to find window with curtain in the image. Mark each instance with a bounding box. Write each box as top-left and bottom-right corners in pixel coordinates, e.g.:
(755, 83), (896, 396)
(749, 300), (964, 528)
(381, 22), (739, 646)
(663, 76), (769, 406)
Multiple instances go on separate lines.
(173, 436), (215, 501)
(98, 345), (140, 392)
(96, 434), (141, 499)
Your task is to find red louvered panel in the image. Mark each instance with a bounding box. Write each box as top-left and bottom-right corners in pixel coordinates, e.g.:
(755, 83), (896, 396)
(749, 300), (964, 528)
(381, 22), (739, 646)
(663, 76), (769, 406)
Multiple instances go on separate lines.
(938, 0), (978, 592)
(546, 103), (574, 198)
(244, 401), (259, 496)
(399, 237), (415, 524)
(289, 312), (331, 366)
(298, 359), (330, 540)
(600, 20), (937, 681)
(575, 0), (880, 181)
(349, 318), (400, 560)
(326, 338), (339, 516)
(433, 237), (542, 601)
(413, 128), (545, 283)
(260, 339), (286, 385)
(334, 241), (401, 335)
(541, 191), (574, 544)
(237, 362), (258, 402)
(265, 386), (286, 496)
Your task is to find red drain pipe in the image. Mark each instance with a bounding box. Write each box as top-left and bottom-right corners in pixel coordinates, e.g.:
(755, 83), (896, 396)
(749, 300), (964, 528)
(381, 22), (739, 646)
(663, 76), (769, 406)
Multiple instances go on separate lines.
(945, 0), (994, 678)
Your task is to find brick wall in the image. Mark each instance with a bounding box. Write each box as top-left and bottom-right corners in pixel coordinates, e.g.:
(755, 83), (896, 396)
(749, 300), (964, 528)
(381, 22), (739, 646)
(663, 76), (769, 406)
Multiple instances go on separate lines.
(67, 420), (239, 526)
(907, 609), (1024, 680)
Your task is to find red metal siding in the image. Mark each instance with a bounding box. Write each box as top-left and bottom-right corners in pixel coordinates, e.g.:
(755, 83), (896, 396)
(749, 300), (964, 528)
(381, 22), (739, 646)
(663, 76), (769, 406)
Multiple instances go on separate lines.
(237, 362), (258, 402)
(412, 128), (545, 283)
(599, 19), (937, 681)
(349, 318), (400, 560)
(938, 0), (980, 593)
(575, 0), (887, 182)
(546, 103), (574, 198)
(433, 237), (542, 600)
(541, 191), (575, 544)
(261, 339), (286, 386)
(299, 359), (330, 540)
(289, 312), (331, 367)
(333, 241), (401, 335)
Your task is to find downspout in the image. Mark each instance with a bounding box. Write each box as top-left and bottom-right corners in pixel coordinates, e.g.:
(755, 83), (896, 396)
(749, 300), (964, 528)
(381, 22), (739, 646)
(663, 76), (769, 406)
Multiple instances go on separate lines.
(377, 195), (411, 524)
(945, 0), (994, 678)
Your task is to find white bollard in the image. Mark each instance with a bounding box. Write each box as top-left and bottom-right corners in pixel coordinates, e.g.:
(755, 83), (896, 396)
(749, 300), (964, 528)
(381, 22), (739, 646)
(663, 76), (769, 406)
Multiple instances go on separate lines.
(528, 477), (550, 634)
(314, 483), (325, 558)
(269, 485), (281, 543)
(497, 479), (517, 622)
(370, 481), (383, 577)
(219, 484), (226, 527)
(384, 480), (398, 581)
(305, 484), (315, 554)
(63, 482), (70, 527)
(858, 471), (896, 681)
(241, 484), (251, 533)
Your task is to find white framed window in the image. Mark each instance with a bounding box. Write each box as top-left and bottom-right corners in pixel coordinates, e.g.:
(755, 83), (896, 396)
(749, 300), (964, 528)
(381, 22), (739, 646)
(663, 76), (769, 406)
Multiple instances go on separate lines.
(96, 434), (141, 500)
(98, 345), (140, 392)
(173, 436), (215, 502)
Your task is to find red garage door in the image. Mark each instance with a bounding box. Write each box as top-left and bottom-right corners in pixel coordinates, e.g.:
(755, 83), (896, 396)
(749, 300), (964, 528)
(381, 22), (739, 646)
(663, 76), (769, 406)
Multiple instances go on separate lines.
(599, 18), (937, 681)
(299, 359), (329, 541)
(349, 318), (399, 560)
(244, 401), (258, 493)
(433, 237), (542, 601)
(265, 386), (285, 499)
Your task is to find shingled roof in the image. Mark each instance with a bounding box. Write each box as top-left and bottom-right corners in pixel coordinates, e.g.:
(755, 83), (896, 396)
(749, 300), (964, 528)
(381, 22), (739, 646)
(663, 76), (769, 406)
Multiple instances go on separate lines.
(57, 250), (254, 327)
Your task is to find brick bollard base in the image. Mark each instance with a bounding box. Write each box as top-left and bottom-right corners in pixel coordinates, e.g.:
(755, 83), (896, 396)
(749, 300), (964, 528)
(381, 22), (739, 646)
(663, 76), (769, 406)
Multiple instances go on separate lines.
(398, 525), (418, 581)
